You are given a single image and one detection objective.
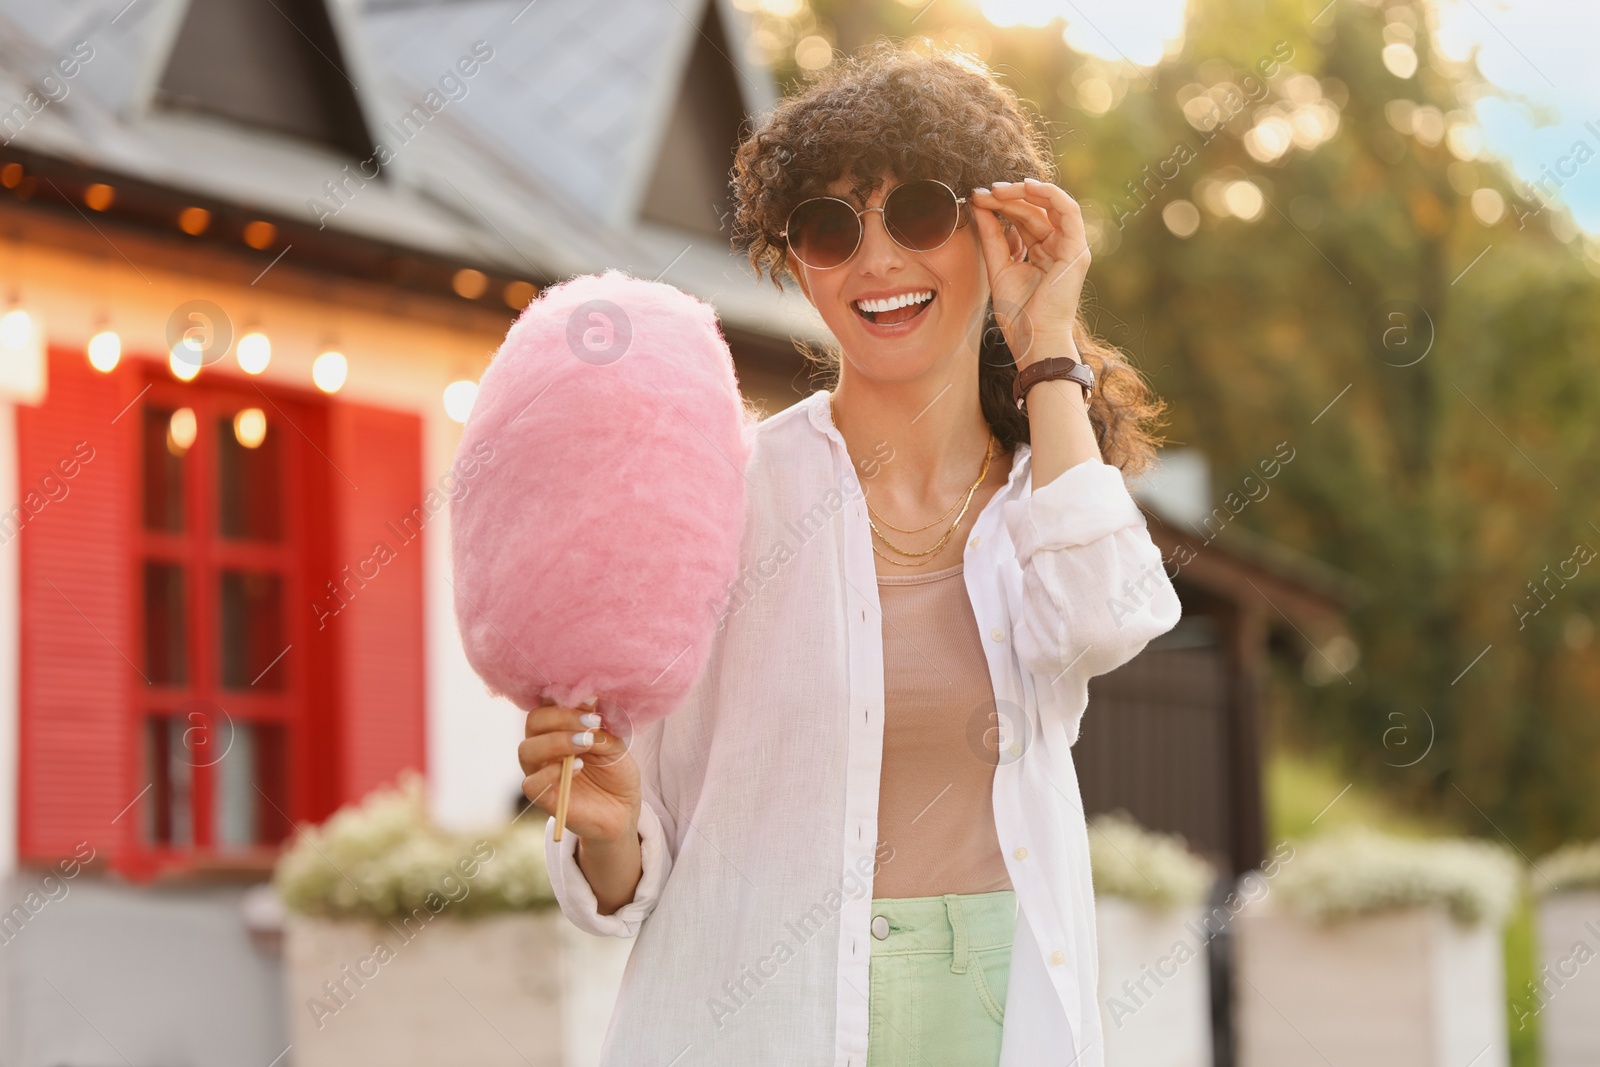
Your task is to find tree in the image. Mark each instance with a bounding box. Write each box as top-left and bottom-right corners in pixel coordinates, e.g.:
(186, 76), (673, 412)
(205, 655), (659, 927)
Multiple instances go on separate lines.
(784, 0), (1600, 851)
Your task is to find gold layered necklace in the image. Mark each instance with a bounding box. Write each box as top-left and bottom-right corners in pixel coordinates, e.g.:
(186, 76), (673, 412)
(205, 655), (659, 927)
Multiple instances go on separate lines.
(830, 393), (996, 568)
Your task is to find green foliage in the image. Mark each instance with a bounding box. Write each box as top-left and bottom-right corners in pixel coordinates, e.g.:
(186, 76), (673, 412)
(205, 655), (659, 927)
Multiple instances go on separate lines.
(1503, 892), (1540, 1067)
(1266, 746), (1448, 842)
(797, 0), (1600, 855)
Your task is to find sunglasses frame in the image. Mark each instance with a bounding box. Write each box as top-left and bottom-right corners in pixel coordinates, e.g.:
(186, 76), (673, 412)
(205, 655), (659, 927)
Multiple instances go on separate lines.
(780, 178), (970, 271)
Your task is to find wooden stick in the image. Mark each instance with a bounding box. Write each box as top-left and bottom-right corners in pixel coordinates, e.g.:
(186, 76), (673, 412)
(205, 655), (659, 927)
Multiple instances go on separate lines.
(552, 697), (593, 842)
(552, 753), (576, 841)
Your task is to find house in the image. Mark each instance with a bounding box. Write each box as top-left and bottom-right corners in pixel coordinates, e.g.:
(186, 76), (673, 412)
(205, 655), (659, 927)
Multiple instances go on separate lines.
(1110, 449), (1360, 878)
(0, 0), (817, 1060)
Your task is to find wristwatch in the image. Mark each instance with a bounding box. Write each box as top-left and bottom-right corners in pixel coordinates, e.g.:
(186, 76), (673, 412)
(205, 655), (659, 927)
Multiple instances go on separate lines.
(1013, 356), (1094, 412)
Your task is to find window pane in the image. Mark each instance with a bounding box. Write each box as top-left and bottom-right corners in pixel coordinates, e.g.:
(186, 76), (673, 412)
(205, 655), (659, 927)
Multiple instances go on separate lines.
(214, 720), (290, 848)
(142, 407), (185, 532)
(214, 720), (255, 849)
(144, 716), (193, 848)
(144, 563), (187, 685)
(217, 411), (282, 541)
(220, 571), (284, 689)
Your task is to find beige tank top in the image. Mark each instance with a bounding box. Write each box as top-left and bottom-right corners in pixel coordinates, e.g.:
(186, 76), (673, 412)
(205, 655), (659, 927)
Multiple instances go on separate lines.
(872, 560), (1014, 898)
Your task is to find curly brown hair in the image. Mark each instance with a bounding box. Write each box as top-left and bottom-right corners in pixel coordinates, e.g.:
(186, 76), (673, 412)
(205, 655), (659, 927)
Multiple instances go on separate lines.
(730, 41), (1165, 476)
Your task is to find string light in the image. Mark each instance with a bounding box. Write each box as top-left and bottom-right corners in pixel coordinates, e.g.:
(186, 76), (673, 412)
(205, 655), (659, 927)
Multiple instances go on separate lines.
(237, 331), (271, 374)
(452, 269), (487, 299)
(169, 341), (202, 381)
(168, 407), (197, 452)
(243, 221), (276, 249)
(179, 206), (211, 235)
(234, 407), (267, 448)
(443, 379), (478, 423)
(312, 350), (347, 393)
(0, 307), (33, 349)
(503, 280), (537, 309)
(87, 330), (121, 372)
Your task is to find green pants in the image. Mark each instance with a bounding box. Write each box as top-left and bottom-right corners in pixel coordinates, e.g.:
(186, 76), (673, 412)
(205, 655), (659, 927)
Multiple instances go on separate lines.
(866, 890), (1017, 1067)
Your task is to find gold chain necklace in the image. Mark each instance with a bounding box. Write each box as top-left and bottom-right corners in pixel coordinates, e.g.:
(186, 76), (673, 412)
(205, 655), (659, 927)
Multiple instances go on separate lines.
(830, 393), (995, 567)
(868, 487), (963, 533)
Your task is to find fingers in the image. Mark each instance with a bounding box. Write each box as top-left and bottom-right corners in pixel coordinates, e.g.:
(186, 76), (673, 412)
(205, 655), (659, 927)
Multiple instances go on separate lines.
(1010, 180), (1090, 257)
(526, 700), (599, 738)
(978, 181), (1090, 269)
(973, 195), (1052, 271)
(975, 183), (1054, 246)
(991, 179), (1082, 230)
(521, 759), (575, 811)
(971, 192), (1020, 275)
(518, 722), (602, 775)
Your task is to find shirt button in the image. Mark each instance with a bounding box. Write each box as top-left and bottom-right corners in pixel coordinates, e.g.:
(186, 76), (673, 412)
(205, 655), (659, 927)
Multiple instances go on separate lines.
(1009, 741), (1023, 756)
(871, 915), (890, 940)
(990, 627), (1006, 642)
(1051, 950), (1065, 965)
(1014, 846), (1028, 860)
(969, 535), (981, 549)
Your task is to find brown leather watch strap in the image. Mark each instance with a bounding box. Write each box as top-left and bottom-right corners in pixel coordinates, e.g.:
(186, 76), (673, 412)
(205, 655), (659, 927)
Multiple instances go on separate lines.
(1013, 356), (1093, 411)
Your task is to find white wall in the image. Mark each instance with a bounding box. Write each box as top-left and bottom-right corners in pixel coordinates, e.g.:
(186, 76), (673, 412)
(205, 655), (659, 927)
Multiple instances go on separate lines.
(422, 398), (527, 831)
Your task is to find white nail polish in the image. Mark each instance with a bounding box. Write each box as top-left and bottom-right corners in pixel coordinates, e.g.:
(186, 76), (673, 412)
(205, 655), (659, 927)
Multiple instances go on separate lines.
(573, 757), (584, 770)
(572, 731), (593, 747)
(579, 712), (601, 729)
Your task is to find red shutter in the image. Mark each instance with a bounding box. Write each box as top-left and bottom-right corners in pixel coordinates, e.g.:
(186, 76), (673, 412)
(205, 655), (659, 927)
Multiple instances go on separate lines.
(323, 402), (426, 804)
(17, 347), (138, 864)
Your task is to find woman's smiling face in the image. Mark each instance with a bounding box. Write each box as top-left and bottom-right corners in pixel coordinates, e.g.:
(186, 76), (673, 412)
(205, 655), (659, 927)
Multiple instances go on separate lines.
(788, 173), (991, 385)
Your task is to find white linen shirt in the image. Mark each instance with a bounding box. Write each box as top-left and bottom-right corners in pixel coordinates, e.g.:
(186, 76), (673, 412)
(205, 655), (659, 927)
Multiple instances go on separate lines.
(545, 387), (1181, 1067)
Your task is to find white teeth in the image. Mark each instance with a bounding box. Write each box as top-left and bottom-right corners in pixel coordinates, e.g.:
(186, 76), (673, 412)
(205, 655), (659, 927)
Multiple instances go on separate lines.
(854, 290), (934, 314)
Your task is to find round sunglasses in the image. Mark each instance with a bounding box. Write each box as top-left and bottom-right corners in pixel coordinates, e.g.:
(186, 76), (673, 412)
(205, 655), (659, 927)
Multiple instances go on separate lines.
(781, 178), (970, 271)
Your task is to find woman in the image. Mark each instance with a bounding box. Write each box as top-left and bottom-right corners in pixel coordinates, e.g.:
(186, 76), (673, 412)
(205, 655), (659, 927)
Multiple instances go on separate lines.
(520, 42), (1180, 1067)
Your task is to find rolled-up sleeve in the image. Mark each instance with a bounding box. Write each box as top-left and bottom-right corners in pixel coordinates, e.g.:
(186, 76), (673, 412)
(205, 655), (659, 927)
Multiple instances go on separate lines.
(544, 796), (673, 938)
(542, 716), (675, 938)
(1002, 458), (1180, 700)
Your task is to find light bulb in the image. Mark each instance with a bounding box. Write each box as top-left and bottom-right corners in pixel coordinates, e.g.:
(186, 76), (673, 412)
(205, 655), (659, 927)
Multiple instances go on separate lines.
(312, 350), (347, 393)
(0, 308), (33, 349)
(169, 342), (202, 381)
(88, 330), (121, 372)
(234, 407), (267, 448)
(443, 379), (478, 423)
(168, 407), (197, 451)
(237, 331), (271, 374)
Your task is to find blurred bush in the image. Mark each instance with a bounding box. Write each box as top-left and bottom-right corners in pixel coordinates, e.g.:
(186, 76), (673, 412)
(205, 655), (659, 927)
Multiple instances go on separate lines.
(1089, 810), (1216, 908)
(1536, 839), (1600, 895)
(273, 771), (555, 919)
(1275, 826), (1520, 925)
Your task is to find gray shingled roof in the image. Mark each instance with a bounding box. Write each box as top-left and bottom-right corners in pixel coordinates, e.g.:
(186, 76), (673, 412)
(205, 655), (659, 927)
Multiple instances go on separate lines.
(0, 0), (825, 343)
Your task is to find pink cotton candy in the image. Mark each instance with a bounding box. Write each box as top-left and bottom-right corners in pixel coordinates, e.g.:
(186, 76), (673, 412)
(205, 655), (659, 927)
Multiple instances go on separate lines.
(450, 269), (752, 738)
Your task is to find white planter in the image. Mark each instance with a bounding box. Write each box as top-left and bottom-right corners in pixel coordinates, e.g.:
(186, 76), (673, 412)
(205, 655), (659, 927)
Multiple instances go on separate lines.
(1096, 897), (1212, 1067)
(1234, 900), (1507, 1067)
(284, 909), (632, 1067)
(1537, 891), (1600, 1067)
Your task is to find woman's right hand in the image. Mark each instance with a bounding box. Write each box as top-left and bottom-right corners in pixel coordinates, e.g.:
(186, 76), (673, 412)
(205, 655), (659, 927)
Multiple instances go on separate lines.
(518, 702), (641, 845)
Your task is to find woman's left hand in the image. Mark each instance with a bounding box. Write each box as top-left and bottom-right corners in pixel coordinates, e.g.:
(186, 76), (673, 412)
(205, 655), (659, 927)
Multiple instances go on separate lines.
(970, 179), (1091, 368)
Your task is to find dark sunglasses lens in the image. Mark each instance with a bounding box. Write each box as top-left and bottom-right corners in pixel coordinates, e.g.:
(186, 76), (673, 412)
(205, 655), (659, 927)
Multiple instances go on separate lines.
(788, 199), (859, 268)
(886, 181), (959, 250)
